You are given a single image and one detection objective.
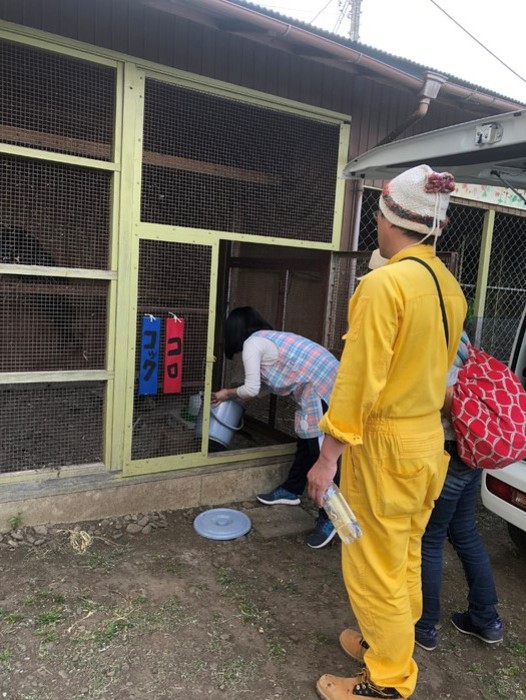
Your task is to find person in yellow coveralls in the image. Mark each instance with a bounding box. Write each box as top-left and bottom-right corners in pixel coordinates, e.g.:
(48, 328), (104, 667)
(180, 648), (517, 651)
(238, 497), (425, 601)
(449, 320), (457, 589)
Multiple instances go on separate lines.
(308, 164), (467, 699)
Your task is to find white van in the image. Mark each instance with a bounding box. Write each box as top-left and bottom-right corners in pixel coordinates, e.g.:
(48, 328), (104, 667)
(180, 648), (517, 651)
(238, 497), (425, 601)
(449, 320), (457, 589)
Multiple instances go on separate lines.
(345, 110), (526, 550)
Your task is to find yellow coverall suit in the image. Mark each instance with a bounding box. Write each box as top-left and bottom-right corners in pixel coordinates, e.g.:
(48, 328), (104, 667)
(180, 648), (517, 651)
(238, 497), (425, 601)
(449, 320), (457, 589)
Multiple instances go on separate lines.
(319, 245), (467, 697)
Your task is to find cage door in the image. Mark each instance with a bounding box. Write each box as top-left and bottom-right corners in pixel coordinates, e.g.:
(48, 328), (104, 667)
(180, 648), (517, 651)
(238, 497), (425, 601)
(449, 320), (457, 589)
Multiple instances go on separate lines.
(126, 238), (214, 470)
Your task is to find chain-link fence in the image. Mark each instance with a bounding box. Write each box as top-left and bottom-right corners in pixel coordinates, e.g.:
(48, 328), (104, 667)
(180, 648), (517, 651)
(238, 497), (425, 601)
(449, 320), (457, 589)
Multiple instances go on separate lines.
(483, 212), (526, 361)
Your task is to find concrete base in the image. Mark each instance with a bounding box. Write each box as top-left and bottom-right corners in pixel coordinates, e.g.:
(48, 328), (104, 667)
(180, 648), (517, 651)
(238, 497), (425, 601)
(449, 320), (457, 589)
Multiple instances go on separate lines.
(0, 456), (291, 533)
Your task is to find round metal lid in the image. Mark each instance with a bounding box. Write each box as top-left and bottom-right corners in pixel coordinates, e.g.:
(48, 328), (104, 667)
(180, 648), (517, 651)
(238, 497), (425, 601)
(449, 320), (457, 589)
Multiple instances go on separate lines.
(193, 508), (251, 540)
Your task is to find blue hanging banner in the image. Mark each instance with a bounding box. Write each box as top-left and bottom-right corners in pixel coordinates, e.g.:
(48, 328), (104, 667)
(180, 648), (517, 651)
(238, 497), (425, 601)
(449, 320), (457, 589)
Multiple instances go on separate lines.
(138, 315), (161, 395)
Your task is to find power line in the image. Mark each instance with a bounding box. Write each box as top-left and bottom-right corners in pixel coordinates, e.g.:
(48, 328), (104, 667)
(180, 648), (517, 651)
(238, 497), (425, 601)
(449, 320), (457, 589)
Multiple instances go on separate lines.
(310, 0), (336, 25)
(332, 0), (349, 34)
(427, 0), (526, 83)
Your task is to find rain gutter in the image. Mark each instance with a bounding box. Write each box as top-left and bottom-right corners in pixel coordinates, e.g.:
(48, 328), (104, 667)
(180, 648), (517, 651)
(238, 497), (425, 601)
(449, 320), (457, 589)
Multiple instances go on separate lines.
(189, 0), (525, 112)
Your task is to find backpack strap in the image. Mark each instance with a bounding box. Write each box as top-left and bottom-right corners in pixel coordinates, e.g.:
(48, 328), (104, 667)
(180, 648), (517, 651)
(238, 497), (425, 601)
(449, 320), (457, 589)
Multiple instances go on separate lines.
(403, 256), (449, 348)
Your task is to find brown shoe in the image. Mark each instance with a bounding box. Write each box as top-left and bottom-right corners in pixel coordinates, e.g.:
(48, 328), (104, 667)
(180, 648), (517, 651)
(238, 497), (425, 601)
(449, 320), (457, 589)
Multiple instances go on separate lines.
(316, 670), (404, 699)
(339, 628), (369, 661)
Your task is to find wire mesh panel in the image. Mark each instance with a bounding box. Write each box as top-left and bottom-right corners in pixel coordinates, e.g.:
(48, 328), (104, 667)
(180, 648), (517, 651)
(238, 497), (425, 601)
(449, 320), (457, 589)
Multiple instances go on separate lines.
(0, 276), (108, 372)
(325, 252), (370, 359)
(481, 212), (526, 361)
(273, 395), (298, 439)
(1, 155), (111, 269)
(0, 382), (104, 473)
(436, 203), (485, 317)
(141, 79), (341, 243)
(0, 39), (115, 160)
(132, 240), (212, 461)
(357, 187), (379, 251)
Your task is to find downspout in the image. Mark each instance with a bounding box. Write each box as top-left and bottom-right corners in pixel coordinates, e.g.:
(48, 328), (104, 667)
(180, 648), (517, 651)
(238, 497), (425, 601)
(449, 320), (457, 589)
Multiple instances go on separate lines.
(375, 71), (447, 147)
(350, 180), (364, 252)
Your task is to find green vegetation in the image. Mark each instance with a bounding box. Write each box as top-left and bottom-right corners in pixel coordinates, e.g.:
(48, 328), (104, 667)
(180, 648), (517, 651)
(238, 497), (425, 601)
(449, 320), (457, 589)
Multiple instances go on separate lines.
(7, 512), (23, 530)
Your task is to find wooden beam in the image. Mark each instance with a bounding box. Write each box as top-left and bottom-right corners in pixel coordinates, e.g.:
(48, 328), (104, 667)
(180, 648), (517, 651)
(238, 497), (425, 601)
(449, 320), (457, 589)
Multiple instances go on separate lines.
(0, 125), (279, 185)
(143, 150), (279, 185)
(0, 124), (112, 159)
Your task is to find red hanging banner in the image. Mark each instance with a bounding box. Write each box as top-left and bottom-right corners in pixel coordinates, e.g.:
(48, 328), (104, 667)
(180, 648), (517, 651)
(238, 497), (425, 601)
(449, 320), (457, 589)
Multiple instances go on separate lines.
(163, 317), (185, 394)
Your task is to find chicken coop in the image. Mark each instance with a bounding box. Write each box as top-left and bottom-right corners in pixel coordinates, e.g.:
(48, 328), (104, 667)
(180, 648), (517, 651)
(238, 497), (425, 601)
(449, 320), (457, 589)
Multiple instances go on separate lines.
(0, 27), (352, 482)
(1, 1), (524, 525)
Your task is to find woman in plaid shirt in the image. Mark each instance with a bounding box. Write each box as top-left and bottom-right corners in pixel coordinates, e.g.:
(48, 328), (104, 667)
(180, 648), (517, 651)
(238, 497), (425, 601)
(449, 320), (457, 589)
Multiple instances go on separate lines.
(212, 306), (340, 549)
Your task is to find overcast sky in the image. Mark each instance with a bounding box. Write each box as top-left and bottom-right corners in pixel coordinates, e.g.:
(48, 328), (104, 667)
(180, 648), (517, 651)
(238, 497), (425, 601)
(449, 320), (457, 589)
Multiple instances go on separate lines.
(246, 0), (526, 105)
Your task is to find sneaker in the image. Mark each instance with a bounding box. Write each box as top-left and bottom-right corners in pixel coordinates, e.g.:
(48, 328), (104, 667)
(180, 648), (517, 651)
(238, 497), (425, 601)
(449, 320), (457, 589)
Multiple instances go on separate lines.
(256, 486), (301, 506)
(451, 611), (503, 644)
(317, 670), (403, 699)
(339, 628), (368, 661)
(307, 517), (337, 549)
(415, 625), (437, 651)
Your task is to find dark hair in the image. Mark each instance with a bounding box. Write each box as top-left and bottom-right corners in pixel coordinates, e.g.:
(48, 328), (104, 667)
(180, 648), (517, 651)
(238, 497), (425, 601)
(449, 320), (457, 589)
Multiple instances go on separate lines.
(224, 307), (273, 359)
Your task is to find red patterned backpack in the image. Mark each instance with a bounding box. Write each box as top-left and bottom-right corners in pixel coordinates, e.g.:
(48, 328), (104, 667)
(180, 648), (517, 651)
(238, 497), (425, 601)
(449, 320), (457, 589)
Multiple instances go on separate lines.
(451, 344), (526, 469)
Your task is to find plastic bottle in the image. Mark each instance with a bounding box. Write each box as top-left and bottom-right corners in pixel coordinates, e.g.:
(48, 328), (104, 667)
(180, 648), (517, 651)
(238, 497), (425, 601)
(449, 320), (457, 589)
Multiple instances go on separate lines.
(322, 483), (363, 544)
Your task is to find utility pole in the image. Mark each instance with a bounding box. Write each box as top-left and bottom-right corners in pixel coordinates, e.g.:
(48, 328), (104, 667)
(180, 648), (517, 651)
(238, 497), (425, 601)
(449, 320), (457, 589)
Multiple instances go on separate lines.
(347, 0), (363, 41)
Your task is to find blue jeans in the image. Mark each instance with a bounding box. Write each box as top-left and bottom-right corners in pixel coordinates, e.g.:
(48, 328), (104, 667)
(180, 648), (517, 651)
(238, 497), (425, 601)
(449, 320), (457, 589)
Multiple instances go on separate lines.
(417, 442), (499, 632)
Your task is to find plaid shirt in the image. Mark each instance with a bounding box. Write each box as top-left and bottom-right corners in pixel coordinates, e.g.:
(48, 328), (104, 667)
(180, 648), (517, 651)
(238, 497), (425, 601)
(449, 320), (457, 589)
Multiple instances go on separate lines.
(253, 331), (339, 438)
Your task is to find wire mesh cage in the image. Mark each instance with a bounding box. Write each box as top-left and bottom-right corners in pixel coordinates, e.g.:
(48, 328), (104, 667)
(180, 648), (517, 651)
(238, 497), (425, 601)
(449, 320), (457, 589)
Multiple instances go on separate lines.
(482, 212), (526, 361)
(436, 202), (485, 320)
(131, 239), (212, 461)
(141, 79), (341, 243)
(0, 276), (108, 372)
(0, 155), (111, 269)
(0, 42), (115, 476)
(357, 187), (380, 251)
(325, 251), (371, 359)
(0, 382), (104, 473)
(0, 39), (115, 160)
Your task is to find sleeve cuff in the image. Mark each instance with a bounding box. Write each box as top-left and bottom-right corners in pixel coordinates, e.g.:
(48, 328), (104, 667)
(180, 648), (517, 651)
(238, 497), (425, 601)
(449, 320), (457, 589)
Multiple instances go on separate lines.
(318, 414), (363, 446)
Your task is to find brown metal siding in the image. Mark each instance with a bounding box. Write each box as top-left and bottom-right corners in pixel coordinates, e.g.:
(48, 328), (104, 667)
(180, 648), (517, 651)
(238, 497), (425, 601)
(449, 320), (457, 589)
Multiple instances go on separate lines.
(0, 0), (485, 154)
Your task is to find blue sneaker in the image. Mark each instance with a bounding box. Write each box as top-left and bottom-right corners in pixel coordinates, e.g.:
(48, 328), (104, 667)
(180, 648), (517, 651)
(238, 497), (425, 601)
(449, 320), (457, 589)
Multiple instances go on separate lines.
(307, 516), (337, 549)
(415, 625), (437, 651)
(257, 486), (301, 506)
(451, 612), (503, 644)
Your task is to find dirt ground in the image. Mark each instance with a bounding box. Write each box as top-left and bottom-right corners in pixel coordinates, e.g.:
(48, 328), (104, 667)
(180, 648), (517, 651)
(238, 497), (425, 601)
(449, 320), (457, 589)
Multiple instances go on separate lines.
(0, 497), (525, 700)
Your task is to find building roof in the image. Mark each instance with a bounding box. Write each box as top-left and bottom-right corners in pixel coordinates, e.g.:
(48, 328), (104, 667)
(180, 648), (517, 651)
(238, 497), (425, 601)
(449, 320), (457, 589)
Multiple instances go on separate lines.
(234, 0), (512, 99)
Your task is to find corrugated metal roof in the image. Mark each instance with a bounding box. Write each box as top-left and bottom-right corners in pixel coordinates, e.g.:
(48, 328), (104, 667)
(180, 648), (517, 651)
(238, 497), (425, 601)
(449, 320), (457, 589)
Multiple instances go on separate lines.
(231, 0), (521, 103)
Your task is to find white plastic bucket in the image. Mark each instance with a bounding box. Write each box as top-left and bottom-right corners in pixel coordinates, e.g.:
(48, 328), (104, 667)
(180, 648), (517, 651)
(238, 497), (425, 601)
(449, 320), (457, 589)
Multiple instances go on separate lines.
(195, 399), (245, 449)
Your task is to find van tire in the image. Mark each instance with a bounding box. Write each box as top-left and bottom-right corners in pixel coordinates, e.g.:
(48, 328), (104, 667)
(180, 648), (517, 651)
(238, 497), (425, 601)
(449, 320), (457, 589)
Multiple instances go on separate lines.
(508, 523), (526, 552)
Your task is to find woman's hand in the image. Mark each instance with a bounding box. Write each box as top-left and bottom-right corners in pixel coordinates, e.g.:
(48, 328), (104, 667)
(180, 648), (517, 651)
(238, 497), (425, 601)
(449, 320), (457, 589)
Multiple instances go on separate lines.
(211, 388), (231, 406)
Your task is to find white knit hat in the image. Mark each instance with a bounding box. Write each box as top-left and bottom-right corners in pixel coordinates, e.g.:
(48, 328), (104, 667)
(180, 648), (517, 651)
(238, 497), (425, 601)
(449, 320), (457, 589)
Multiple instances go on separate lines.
(379, 164), (455, 237)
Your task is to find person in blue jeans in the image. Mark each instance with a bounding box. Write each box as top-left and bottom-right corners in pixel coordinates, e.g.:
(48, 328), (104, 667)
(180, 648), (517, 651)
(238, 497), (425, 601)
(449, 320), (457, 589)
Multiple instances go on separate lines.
(416, 332), (503, 651)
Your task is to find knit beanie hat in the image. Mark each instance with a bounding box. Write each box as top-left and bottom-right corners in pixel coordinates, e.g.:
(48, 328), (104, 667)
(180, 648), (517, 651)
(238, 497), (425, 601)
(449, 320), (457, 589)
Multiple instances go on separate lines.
(379, 164), (455, 237)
